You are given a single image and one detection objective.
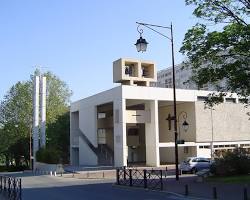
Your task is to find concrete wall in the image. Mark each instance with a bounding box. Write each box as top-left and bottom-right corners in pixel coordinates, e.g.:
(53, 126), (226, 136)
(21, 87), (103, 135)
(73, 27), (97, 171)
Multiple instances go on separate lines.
(145, 100), (160, 166)
(195, 102), (250, 142)
(159, 102), (196, 143)
(79, 136), (98, 165)
(160, 146), (197, 163)
(113, 98), (127, 166)
(70, 87), (121, 166)
(197, 147), (211, 158)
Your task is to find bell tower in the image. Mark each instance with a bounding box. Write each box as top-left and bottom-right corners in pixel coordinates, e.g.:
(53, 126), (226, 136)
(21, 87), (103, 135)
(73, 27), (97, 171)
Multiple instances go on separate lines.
(113, 58), (156, 87)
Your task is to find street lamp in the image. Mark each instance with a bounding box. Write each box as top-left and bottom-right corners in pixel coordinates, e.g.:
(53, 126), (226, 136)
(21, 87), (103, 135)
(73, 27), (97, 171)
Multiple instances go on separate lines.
(135, 22), (180, 180)
(177, 111), (189, 143)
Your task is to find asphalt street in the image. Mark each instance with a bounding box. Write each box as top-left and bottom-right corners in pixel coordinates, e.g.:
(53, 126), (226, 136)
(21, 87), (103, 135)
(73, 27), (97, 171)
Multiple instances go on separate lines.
(3, 172), (198, 200)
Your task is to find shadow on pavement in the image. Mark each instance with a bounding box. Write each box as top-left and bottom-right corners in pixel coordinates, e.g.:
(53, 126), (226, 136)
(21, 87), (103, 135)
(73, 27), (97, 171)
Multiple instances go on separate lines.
(22, 182), (187, 200)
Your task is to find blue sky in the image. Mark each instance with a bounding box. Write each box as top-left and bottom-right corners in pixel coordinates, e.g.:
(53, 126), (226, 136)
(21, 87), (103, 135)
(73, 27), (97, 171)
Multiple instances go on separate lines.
(0, 0), (199, 102)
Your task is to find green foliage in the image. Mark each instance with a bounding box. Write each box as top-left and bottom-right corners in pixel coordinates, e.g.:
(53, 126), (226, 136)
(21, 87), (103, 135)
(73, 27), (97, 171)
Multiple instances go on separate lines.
(210, 148), (250, 176)
(0, 69), (72, 168)
(46, 112), (70, 163)
(181, 0), (250, 100)
(36, 147), (61, 164)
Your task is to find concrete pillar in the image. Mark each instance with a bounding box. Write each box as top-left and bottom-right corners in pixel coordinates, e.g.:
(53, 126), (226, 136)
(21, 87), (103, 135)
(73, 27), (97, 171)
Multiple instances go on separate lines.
(40, 76), (46, 148)
(33, 76), (40, 165)
(113, 98), (127, 167)
(145, 100), (160, 167)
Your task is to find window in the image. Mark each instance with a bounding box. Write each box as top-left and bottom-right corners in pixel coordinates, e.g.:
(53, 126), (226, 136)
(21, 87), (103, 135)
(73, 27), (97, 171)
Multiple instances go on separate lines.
(199, 145), (210, 149)
(199, 158), (210, 162)
(239, 98), (248, 104)
(197, 96), (208, 102)
(98, 113), (106, 119)
(225, 98), (236, 103)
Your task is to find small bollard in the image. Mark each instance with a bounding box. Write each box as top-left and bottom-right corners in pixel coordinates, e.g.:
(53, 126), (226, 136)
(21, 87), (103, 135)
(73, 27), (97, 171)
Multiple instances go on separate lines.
(143, 169), (147, 189)
(185, 184), (189, 196)
(50, 171), (53, 176)
(116, 169), (120, 185)
(243, 187), (248, 200)
(54, 171), (57, 176)
(165, 166), (168, 178)
(213, 187), (217, 199)
(129, 169), (132, 186)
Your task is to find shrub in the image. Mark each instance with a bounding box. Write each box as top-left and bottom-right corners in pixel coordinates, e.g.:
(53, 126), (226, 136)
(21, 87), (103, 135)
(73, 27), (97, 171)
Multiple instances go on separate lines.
(36, 147), (61, 164)
(211, 148), (250, 176)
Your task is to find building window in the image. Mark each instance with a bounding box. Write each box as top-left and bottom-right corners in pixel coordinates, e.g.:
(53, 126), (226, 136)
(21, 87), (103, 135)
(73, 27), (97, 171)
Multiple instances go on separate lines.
(225, 98), (236, 103)
(197, 96), (208, 102)
(199, 145), (210, 149)
(98, 112), (106, 119)
(239, 98), (248, 104)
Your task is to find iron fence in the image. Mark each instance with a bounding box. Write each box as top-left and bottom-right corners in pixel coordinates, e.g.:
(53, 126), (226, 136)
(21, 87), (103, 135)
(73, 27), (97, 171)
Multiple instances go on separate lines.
(0, 176), (22, 200)
(116, 167), (164, 190)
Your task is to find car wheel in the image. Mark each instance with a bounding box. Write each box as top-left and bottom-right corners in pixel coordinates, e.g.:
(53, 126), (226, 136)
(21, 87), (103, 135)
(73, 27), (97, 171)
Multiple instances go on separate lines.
(191, 167), (197, 174)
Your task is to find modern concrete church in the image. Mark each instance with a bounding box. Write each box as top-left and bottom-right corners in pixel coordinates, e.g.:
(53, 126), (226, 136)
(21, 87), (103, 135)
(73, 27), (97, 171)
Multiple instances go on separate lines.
(70, 58), (250, 167)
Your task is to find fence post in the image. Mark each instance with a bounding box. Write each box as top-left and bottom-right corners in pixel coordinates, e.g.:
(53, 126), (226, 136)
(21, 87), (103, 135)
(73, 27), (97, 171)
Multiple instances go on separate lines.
(185, 184), (189, 196)
(116, 169), (120, 185)
(143, 169), (147, 189)
(160, 170), (163, 190)
(129, 169), (132, 187)
(243, 187), (248, 200)
(19, 178), (22, 200)
(165, 166), (168, 178)
(213, 187), (217, 199)
(0, 176), (2, 191)
(13, 178), (16, 199)
(8, 177), (11, 198)
(123, 167), (126, 180)
(4, 176), (6, 191)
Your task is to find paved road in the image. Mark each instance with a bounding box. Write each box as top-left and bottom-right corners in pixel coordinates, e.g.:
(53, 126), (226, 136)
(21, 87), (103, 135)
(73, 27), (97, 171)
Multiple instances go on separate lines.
(4, 172), (198, 200)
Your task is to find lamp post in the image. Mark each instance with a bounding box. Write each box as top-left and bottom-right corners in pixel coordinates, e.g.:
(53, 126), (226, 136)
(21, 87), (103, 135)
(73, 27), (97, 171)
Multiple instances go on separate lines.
(135, 22), (180, 180)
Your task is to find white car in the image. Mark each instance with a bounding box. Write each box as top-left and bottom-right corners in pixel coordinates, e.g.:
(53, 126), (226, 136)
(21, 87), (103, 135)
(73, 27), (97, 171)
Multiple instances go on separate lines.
(180, 157), (211, 174)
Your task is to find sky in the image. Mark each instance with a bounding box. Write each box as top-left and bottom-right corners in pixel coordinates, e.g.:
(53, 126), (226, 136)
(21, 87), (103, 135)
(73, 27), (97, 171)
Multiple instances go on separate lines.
(0, 0), (199, 102)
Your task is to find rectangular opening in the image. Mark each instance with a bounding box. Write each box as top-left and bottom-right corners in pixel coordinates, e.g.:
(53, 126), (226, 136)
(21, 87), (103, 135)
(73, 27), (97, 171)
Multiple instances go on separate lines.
(197, 96), (208, 102)
(141, 63), (154, 78)
(225, 98), (236, 103)
(124, 61), (138, 77)
(239, 98), (248, 104)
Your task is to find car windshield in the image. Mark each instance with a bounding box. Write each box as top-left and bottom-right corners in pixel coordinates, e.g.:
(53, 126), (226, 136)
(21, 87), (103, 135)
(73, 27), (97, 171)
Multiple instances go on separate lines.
(184, 158), (192, 163)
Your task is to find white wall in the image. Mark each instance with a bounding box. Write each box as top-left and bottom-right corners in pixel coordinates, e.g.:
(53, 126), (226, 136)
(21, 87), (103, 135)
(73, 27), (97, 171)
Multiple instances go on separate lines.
(79, 136), (97, 165)
(158, 102), (196, 143)
(160, 146), (197, 163)
(145, 100), (160, 166)
(113, 97), (127, 167)
(195, 102), (250, 142)
(70, 87), (121, 166)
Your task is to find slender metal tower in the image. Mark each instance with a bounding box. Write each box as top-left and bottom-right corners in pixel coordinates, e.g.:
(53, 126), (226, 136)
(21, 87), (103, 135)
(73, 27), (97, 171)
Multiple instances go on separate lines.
(40, 76), (46, 148)
(32, 76), (40, 164)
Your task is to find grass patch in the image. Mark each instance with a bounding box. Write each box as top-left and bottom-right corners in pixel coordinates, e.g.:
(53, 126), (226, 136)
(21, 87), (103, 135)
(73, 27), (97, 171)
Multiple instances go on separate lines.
(206, 175), (250, 184)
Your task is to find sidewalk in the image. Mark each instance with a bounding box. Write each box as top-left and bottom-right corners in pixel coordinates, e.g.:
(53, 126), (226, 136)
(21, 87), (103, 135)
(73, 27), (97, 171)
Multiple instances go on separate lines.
(163, 175), (250, 200)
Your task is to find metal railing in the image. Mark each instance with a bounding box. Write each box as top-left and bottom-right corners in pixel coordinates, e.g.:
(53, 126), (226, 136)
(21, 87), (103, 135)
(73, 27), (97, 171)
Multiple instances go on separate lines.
(0, 176), (22, 200)
(116, 167), (164, 190)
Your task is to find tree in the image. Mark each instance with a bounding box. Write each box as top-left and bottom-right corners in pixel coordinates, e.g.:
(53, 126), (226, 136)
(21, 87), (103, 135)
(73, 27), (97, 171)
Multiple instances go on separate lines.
(46, 112), (70, 163)
(0, 70), (72, 168)
(180, 0), (250, 100)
